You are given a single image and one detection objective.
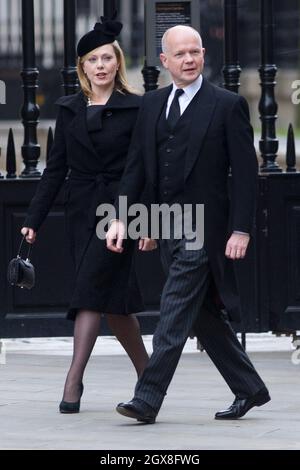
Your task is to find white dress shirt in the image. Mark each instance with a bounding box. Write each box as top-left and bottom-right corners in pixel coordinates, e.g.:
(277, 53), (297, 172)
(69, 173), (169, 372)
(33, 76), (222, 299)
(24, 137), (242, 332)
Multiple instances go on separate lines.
(166, 74), (203, 118)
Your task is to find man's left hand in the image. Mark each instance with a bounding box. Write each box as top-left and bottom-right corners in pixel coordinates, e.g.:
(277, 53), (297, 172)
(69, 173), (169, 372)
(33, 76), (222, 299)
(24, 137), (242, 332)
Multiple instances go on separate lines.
(225, 233), (250, 260)
(139, 238), (157, 251)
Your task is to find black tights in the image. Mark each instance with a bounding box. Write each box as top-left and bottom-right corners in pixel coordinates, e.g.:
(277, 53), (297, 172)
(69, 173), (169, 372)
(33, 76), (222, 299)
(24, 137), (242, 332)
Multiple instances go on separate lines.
(62, 310), (149, 402)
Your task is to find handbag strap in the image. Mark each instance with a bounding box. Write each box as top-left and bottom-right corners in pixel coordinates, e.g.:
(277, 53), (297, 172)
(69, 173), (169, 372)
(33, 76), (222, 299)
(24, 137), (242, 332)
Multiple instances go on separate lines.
(17, 236), (32, 261)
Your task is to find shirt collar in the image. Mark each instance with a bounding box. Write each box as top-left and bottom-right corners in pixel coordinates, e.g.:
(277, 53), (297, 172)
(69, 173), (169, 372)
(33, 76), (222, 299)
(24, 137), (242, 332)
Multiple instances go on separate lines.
(171, 74), (203, 99)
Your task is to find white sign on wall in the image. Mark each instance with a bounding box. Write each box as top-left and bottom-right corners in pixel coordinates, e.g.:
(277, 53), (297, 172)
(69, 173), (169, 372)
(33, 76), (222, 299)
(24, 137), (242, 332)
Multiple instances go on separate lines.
(145, 0), (201, 66)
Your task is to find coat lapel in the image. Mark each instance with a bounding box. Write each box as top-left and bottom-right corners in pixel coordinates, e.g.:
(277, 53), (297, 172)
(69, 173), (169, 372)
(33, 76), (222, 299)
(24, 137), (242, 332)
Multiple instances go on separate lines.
(104, 90), (141, 110)
(58, 90), (141, 157)
(68, 96), (99, 156)
(145, 85), (172, 186)
(184, 79), (217, 181)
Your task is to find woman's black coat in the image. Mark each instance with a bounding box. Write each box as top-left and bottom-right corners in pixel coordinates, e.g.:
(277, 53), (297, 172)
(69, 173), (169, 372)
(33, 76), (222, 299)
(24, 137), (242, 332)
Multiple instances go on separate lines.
(24, 90), (144, 317)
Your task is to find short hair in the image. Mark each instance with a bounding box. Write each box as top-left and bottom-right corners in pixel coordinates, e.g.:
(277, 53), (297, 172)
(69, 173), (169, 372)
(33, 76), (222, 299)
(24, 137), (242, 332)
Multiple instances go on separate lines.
(161, 25), (202, 54)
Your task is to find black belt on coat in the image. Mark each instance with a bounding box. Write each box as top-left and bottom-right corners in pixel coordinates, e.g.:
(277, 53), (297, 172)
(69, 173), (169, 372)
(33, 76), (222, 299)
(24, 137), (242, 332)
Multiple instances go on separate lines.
(68, 169), (118, 229)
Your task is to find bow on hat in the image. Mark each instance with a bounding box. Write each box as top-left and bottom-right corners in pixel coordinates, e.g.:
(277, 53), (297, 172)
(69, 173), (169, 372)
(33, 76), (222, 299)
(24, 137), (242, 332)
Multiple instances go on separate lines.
(94, 10), (122, 36)
(77, 11), (123, 57)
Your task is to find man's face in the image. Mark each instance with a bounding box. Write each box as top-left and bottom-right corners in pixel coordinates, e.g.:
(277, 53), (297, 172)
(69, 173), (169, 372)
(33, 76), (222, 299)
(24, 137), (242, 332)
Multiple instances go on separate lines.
(160, 30), (205, 88)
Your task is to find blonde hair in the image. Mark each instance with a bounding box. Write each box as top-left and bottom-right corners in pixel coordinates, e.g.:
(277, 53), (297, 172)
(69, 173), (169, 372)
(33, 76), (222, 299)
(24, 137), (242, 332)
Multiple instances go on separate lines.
(77, 41), (136, 98)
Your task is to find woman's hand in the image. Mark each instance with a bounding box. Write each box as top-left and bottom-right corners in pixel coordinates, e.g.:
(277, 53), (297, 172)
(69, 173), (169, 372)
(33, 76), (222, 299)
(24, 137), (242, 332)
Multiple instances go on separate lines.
(138, 238), (157, 251)
(21, 227), (37, 244)
(106, 220), (125, 253)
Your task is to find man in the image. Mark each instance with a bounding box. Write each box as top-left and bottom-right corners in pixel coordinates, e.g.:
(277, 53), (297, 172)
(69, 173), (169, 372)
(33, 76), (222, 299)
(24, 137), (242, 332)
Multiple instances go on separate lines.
(106, 25), (270, 423)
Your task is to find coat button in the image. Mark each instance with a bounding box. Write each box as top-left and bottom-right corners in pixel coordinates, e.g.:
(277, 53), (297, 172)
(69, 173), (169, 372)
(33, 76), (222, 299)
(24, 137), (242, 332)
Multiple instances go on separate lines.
(106, 111), (113, 117)
(166, 148), (172, 153)
(169, 135), (174, 140)
(164, 162), (169, 167)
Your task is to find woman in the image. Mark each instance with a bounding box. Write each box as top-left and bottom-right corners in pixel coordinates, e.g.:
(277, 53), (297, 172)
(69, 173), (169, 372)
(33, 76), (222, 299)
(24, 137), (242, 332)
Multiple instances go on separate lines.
(21, 16), (155, 413)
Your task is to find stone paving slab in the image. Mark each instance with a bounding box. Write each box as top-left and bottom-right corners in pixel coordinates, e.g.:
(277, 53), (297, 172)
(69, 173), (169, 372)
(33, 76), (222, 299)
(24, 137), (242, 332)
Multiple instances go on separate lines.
(0, 341), (299, 450)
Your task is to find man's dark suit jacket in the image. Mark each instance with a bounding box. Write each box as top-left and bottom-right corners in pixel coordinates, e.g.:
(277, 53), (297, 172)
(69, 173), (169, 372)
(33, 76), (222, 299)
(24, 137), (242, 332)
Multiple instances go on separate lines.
(116, 78), (258, 321)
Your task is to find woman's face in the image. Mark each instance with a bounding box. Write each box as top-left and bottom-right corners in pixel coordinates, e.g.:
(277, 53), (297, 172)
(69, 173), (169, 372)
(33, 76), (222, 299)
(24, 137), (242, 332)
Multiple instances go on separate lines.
(83, 44), (119, 89)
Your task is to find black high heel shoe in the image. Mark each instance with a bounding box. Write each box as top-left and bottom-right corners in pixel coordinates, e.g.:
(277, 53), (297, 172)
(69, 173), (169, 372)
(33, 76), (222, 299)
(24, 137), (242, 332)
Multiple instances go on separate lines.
(59, 383), (84, 414)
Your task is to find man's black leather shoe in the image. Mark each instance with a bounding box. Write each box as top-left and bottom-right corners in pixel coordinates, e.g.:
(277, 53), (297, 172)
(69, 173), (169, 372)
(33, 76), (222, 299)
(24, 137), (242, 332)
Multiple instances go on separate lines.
(116, 398), (157, 424)
(215, 389), (271, 420)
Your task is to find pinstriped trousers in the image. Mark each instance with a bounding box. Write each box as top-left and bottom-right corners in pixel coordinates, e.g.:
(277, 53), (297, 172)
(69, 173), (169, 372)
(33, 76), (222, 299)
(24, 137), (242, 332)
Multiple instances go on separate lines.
(134, 234), (267, 411)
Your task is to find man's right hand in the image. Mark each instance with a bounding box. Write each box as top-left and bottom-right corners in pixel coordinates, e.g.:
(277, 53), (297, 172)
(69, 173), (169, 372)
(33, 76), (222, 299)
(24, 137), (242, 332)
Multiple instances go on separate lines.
(21, 227), (37, 244)
(106, 220), (125, 253)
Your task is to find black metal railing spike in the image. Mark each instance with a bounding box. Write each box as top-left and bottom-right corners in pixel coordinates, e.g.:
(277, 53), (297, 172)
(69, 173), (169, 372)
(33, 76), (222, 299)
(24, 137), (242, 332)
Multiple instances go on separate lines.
(46, 127), (54, 163)
(286, 123), (297, 173)
(6, 128), (17, 179)
(20, 0), (41, 178)
(222, 0), (241, 93)
(258, 0), (280, 173)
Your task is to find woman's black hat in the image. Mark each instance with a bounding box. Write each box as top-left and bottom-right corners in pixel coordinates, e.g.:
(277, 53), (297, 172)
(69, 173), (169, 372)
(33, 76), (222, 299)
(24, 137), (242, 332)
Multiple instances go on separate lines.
(77, 12), (122, 57)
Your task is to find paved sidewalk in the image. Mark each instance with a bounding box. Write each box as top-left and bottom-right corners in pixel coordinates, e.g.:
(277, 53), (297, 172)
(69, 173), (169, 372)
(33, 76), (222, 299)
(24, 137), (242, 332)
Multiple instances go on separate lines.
(0, 334), (300, 450)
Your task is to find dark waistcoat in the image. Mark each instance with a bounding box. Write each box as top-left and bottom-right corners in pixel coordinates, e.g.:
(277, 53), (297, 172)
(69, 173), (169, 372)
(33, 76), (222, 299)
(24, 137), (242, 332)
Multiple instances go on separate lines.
(156, 92), (199, 205)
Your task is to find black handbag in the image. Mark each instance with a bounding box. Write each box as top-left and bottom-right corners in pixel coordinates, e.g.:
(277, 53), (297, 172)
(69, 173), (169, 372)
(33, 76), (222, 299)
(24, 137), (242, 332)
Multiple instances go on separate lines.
(7, 236), (35, 290)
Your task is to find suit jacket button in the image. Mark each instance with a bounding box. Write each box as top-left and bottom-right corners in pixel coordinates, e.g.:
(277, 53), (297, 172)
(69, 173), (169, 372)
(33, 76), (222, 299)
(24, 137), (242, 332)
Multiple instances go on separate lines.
(106, 111), (113, 117)
(166, 148), (172, 153)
